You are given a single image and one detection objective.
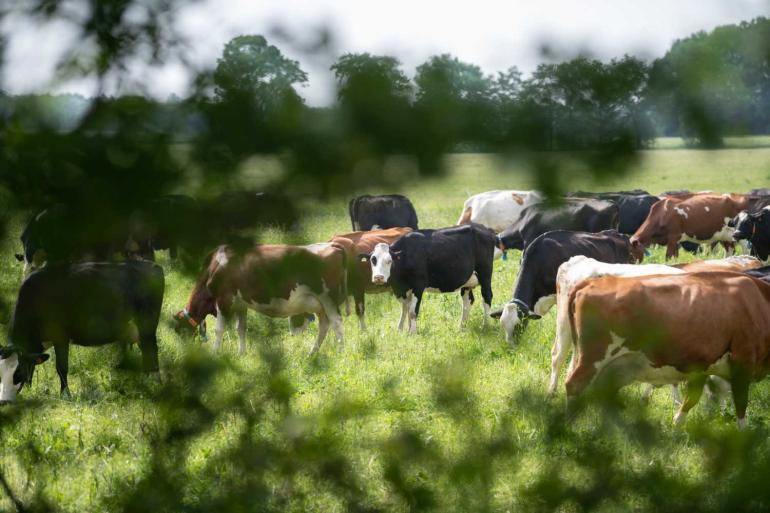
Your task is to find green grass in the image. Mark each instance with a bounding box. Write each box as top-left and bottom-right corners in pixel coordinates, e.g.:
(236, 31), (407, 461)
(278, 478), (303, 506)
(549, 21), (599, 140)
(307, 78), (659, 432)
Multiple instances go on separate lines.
(1, 146), (770, 511)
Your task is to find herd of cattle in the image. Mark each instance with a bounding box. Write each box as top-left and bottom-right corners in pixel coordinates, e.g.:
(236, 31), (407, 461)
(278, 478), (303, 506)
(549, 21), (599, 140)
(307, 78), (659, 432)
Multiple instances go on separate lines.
(5, 187), (770, 428)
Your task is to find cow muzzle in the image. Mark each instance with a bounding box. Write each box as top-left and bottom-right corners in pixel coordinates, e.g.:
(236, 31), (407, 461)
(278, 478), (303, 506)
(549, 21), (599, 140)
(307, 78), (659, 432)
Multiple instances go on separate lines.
(372, 275), (386, 285)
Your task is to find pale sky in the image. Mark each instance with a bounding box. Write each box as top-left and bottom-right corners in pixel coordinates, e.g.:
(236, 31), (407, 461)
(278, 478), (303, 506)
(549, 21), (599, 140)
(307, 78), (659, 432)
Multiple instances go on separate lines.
(2, 0), (768, 105)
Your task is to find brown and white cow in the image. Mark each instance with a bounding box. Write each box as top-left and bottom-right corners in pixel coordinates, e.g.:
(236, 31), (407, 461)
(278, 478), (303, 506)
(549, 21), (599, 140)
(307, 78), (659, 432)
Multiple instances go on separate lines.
(565, 271), (770, 427)
(630, 194), (749, 259)
(457, 190), (544, 233)
(328, 227), (412, 330)
(174, 244), (347, 356)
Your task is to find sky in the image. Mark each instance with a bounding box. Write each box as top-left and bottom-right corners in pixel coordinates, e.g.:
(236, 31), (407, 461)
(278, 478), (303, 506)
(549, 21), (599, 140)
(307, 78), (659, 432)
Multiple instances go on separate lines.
(2, 0), (768, 105)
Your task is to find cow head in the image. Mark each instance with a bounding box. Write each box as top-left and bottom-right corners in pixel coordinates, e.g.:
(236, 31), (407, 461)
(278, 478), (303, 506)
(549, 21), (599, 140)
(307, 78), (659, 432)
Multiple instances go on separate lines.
(367, 242), (399, 285)
(492, 299), (541, 345)
(173, 310), (208, 341)
(732, 210), (766, 243)
(0, 347), (49, 403)
(628, 239), (645, 263)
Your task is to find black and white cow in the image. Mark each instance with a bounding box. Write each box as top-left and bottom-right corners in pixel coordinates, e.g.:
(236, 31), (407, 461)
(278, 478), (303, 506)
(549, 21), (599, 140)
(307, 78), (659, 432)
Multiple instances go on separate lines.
(491, 230), (642, 344)
(732, 207), (770, 260)
(365, 223), (495, 333)
(0, 261), (164, 402)
(348, 194), (419, 231)
(565, 191), (658, 235)
(497, 199), (620, 254)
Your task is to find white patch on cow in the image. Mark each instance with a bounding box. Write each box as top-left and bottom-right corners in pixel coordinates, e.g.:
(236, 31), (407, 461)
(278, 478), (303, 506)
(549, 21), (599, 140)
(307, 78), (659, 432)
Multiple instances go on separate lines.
(705, 206), (711, 212)
(500, 303), (520, 345)
(461, 273), (479, 289)
(215, 248), (229, 267)
(533, 294), (556, 316)
(408, 294), (418, 334)
(674, 206), (689, 219)
(679, 216), (736, 245)
(241, 285), (323, 318)
(303, 242), (332, 254)
(458, 190), (543, 232)
(0, 353), (20, 402)
(460, 289), (472, 327)
(370, 243), (392, 284)
(371, 224), (381, 230)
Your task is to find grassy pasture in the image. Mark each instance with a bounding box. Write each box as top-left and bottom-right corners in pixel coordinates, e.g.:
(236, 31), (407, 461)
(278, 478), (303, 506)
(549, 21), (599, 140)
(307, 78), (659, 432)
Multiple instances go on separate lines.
(1, 145), (770, 511)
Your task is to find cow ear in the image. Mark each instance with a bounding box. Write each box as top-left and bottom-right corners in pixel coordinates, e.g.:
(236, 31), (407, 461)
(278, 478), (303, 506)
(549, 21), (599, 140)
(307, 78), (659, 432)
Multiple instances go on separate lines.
(14, 254), (23, 262)
(358, 253), (370, 263)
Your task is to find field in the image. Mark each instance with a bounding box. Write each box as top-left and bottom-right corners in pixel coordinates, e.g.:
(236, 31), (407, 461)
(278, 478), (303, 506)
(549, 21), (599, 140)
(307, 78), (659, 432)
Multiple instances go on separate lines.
(2, 145), (770, 512)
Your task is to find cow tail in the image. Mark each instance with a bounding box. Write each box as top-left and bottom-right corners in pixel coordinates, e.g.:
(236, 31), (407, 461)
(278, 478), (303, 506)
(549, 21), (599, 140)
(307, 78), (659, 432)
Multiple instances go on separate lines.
(332, 241), (349, 312)
(567, 286), (581, 363)
(348, 198), (358, 231)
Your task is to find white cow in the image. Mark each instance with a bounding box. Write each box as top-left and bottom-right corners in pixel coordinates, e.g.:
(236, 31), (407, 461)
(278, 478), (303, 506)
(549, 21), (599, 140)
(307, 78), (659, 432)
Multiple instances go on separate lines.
(457, 190), (543, 233)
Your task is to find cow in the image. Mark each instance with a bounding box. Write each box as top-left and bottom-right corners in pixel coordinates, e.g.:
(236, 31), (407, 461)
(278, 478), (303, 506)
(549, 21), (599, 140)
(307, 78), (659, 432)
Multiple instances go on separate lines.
(497, 199), (620, 255)
(566, 191), (658, 235)
(749, 188), (770, 196)
(0, 261), (164, 402)
(327, 228), (412, 330)
(363, 224), (495, 333)
(456, 190), (544, 233)
(565, 271), (770, 428)
(15, 204), (132, 275)
(549, 255), (761, 397)
(128, 194), (199, 261)
(630, 194), (749, 259)
(731, 207), (770, 261)
(174, 244), (346, 356)
(491, 230), (643, 345)
(348, 194), (418, 231)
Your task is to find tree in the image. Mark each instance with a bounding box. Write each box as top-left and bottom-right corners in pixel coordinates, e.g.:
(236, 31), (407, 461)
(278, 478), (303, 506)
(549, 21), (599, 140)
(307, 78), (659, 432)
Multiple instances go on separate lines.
(213, 35), (308, 108)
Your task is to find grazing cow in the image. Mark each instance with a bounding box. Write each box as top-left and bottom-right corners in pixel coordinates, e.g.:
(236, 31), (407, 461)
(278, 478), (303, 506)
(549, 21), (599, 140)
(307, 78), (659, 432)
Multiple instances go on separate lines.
(497, 199), (620, 254)
(565, 271), (770, 427)
(492, 230), (642, 345)
(174, 244), (346, 356)
(0, 261), (164, 402)
(630, 194), (749, 259)
(328, 228), (412, 330)
(549, 255), (761, 396)
(364, 224), (495, 333)
(15, 204), (131, 275)
(456, 190), (544, 232)
(566, 191), (658, 235)
(348, 194), (418, 231)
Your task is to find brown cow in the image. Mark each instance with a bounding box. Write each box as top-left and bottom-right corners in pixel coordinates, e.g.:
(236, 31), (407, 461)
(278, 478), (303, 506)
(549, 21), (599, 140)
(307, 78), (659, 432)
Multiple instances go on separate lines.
(174, 244), (347, 356)
(674, 255), (762, 272)
(565, 271), (770, 427)
(328, 227), (412, 330)
(630, 194), (749, 259)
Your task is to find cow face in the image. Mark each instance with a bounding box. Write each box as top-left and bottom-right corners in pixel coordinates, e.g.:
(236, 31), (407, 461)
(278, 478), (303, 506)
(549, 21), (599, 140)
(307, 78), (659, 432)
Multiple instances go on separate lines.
(0, 348), (49, 403)
(369, 243), (394, 284)
(497, 301), (541, 344)
(629, 241), (645, 263)
(173, 310), (208, 341)
(732, 211), (761, 242)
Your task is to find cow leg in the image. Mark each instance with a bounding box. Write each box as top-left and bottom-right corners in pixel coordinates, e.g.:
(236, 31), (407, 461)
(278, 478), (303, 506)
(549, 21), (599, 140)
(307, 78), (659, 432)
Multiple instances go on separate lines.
(670, 384), (683, 409)
(354, 288), (367, 331)
(459, 288), (472, 328)
(477, 267), (493, 328)
(169, 245), (178, 261)
(665, 237), (680, 260)
(673, 375), (707, 425)
(236, 310), (247, 355)
(308, 311), (330, 357)
(213, 304), (228, 352)
(397, 293), (411, 331)
(408, 291), (423, 335)
(722, 241), (735, 257)
(549, 330), (572, 395)
(730, 363), (751, 429)
(319, 295), (344, 349)
(641, 384), (655, 402)
(54, 342), (70, 398)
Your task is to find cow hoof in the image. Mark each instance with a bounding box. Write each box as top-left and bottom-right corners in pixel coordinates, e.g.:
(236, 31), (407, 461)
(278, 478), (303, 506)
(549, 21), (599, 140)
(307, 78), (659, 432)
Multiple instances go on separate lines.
(60, 388), (72, 400)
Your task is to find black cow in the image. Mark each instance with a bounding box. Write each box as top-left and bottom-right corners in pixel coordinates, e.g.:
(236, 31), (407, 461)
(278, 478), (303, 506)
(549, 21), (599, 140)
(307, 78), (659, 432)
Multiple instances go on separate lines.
(129, 194), (199, 261)
(348, 194), (419, 231)
(566, 191), (658, 235)
(15, 204), (131, 275)
(497, 199), (619, 254)
(202, 191), (298, 233)
(749, 188), (770, 196)
(732, 208), (770, 260)
(491, 229), (642, 344)
(366, 223), (495, 333)
(0, 261), (164, 402)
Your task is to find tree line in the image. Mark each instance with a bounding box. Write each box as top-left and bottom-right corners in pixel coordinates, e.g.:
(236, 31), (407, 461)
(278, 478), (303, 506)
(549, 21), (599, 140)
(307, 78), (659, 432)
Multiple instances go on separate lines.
(3, 17), (770, 153)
